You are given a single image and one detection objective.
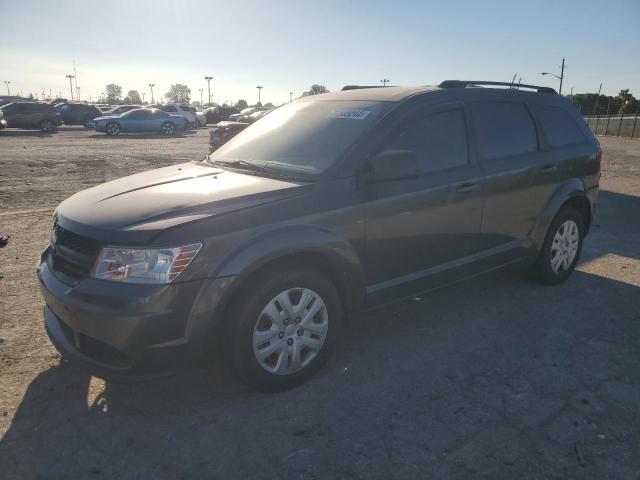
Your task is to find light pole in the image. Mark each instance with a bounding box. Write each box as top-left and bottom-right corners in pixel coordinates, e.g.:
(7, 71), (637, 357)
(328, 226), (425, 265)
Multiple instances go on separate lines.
(380, 78), (389, 87)
(541, 57), (565, 95)
(204, 76), (213, 106)
(141, 92), (146, 104)
(4, 81), (10, 96)
(199, 88), (204, 105)
(65, 75), (75, 100)
(289, 91), (294, 102)
(256, 85), (263, 105)
(148, 83), (155, 103)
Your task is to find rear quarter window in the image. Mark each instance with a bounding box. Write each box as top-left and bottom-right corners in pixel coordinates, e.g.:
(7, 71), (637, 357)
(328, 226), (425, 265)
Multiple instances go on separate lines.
(474, 102), (538, 160)
(531, 104), (586, 147)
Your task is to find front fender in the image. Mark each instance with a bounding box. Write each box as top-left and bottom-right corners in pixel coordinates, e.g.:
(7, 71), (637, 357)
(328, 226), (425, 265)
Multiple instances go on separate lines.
(529, 178), (592, 250)
(184, 225), (365, 363)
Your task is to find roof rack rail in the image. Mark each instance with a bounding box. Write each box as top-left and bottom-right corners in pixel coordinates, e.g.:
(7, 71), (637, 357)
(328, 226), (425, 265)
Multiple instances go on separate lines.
(438, 80), (556, 94)
(341, 85), (390, 91)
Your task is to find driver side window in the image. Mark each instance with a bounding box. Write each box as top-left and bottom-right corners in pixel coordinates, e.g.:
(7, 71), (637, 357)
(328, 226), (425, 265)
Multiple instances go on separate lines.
(385, 108), (469, 173)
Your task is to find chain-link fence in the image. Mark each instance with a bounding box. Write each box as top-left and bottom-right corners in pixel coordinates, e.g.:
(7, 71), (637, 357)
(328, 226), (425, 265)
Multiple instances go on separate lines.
(583, 112), (640, 138)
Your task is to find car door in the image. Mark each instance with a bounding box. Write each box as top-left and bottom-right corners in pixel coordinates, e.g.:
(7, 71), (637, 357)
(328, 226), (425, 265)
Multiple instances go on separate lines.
(470, 100), (545, 254)
(4, 103), (24, 127)
(363, 102), (484, 302)
(124, 110), (146, 132)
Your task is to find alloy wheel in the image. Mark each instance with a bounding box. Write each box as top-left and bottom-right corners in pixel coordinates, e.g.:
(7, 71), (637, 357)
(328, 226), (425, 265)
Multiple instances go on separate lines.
(252, 288), (329, 375)
(550, 219), (579, 274)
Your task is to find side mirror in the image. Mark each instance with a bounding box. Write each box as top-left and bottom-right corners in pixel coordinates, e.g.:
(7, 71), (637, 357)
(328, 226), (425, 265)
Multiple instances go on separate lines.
(365, 149), (421, 182)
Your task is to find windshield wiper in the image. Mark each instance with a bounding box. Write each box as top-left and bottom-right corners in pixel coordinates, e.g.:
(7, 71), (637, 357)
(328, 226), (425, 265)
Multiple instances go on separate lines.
(209, 159), (305, 181)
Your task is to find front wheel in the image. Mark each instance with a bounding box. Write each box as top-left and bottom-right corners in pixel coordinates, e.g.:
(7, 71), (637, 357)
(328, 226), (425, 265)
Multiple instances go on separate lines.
(161, 122), (176, 135)
(84, 118), (95, 129)
(105, 122), (120, 136)
(225, 267), (342, 391)
(40, 119), (54, 132)
(533, 206), (584, 284)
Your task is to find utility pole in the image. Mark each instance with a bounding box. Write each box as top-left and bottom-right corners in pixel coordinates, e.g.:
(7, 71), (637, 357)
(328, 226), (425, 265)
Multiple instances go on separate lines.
(148, 83), (155, 103)
(199, 88), (204, 105)
(380, 79), (389, 87)
(65, 75), (75, 100)
(256, 85), (263, 105)
(204, 76), (213, 106)
(541, 57), (565, 95)
(142, 92), (146, 103)
(289, 92), (294, 102)
(73, 60), (79, 101)
(4, 81), (10, 96)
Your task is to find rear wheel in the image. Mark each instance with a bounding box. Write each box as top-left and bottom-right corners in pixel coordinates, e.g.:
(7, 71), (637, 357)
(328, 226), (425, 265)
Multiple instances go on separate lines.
(105, 122), (120, 136)
(161, 122), (175, 135)
(533, 206), (584, 284)
(225, 266), (342, 391)
(40, 119), (54, 132)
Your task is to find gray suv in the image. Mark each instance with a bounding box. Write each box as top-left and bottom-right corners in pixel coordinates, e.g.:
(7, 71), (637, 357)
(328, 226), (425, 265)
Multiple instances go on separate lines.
(38, 81), (601, 390)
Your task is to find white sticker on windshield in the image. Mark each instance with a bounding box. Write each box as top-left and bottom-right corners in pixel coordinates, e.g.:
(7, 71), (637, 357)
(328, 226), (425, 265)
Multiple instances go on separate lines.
(328, 110), (371, 120)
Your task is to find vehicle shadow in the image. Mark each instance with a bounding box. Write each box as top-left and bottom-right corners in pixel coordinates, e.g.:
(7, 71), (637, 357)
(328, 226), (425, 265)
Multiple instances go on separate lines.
(87, 132), (198, 140)
(1, 267), (638, 479)
(0, 129), (57, 137)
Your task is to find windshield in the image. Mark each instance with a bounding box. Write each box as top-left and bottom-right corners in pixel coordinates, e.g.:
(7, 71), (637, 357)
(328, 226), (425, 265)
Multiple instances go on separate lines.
(210, 100), (388, 175)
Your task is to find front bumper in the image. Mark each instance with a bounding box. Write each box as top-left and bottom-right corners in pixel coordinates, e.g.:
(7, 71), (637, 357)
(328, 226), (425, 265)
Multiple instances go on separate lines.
(38, 247), (234, 380)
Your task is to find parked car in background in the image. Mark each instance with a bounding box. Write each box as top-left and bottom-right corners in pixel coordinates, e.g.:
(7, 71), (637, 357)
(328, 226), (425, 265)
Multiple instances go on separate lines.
(208, 121), (249, 152)
(149, 104), (197, 128)
(245, 109), (272, 123)
(204, 106), (240, 124)
(0, 102), (62, 131)
(104, 105), (141, 116)
(39, 81), (601, 391)
(54, 103), (103, 128)
(183, 105), (207, 127)
(93, 108), (188, 136)
(228, 106), (267, 122)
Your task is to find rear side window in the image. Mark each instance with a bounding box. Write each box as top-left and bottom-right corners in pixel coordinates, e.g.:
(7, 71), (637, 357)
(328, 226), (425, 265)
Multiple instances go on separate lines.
(385, 109), (469, 172)
(474, 102), (538, 160)
(164, 105), (177, 112)
(532, 105), (586, 147)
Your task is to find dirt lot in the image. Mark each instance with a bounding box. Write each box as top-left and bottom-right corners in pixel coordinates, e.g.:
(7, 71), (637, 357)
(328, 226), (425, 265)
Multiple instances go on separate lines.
(0, 128), (638, 479)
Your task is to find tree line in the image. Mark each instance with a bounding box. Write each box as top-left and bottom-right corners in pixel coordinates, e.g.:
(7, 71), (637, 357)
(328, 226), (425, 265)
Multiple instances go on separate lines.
(101, 83), (331, 107)
(570, 89), (638, 116)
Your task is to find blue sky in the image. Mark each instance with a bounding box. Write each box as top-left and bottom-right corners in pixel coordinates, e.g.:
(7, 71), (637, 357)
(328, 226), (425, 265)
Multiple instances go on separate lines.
(1, 0), (638, 104)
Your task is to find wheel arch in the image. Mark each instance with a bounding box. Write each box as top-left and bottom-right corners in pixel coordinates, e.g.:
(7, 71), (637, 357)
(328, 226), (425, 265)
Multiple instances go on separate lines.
(530, 178), (594, 250)
(186, 227), (365, 365)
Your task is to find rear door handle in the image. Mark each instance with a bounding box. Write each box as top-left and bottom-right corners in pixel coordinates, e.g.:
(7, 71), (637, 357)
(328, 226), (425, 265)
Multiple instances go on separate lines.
(540, 164), (557, 173)
(455, 182), (478, 193)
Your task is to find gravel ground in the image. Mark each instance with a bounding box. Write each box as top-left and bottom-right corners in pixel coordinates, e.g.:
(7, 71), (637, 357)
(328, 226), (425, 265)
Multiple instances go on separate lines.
(0, 127), (638, 479)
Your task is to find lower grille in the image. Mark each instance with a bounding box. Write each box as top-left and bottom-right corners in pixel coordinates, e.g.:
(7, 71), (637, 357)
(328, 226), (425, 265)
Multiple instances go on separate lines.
(57, 317), (131, 369)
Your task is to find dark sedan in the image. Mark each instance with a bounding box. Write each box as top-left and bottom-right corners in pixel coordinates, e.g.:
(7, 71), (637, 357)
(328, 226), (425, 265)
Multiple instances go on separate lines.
(93, 108), (188, 136)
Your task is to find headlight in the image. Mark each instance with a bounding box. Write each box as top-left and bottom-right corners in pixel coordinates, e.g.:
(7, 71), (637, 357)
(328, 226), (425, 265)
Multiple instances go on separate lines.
(91, 243), (202, 284)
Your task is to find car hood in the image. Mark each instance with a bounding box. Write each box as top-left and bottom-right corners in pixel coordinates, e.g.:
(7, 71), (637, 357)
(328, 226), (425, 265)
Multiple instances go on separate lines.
(56, 162), (309, 243)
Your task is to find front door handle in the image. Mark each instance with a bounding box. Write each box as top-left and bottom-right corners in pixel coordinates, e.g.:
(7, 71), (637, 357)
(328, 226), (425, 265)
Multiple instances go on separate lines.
(540, 164), (557, 173)
(455, 182), (478, 193)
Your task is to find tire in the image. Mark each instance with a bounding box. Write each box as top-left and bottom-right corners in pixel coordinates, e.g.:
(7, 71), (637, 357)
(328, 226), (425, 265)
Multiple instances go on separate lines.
(533, 205), (584, 284)
(161, 122), (176, 136)
(225, 266), (343, 391)
(83, 118), (95, 129)
(105, 122), (120, 136)
(40, 119), (54, 132)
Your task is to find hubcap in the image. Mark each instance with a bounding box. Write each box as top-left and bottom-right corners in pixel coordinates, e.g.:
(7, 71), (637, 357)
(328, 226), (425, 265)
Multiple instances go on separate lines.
(107, 124), (118, 134)
(252, 288), (329, 375)
(550, 220), (579, 274)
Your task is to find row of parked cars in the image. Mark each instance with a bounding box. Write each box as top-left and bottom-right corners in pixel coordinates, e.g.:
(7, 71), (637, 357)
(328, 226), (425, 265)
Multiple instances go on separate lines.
(0, 100), (271, 134)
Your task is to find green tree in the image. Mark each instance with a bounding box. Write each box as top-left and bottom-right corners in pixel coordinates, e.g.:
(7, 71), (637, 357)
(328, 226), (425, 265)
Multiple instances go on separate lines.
(105, 83), (123, 104)
(302, 84), (329, 96)
(124, 89), (142, 104)
(235, 99), (248, 109)
(616, 89), (637, 114)
(165, 84), (191, 103)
